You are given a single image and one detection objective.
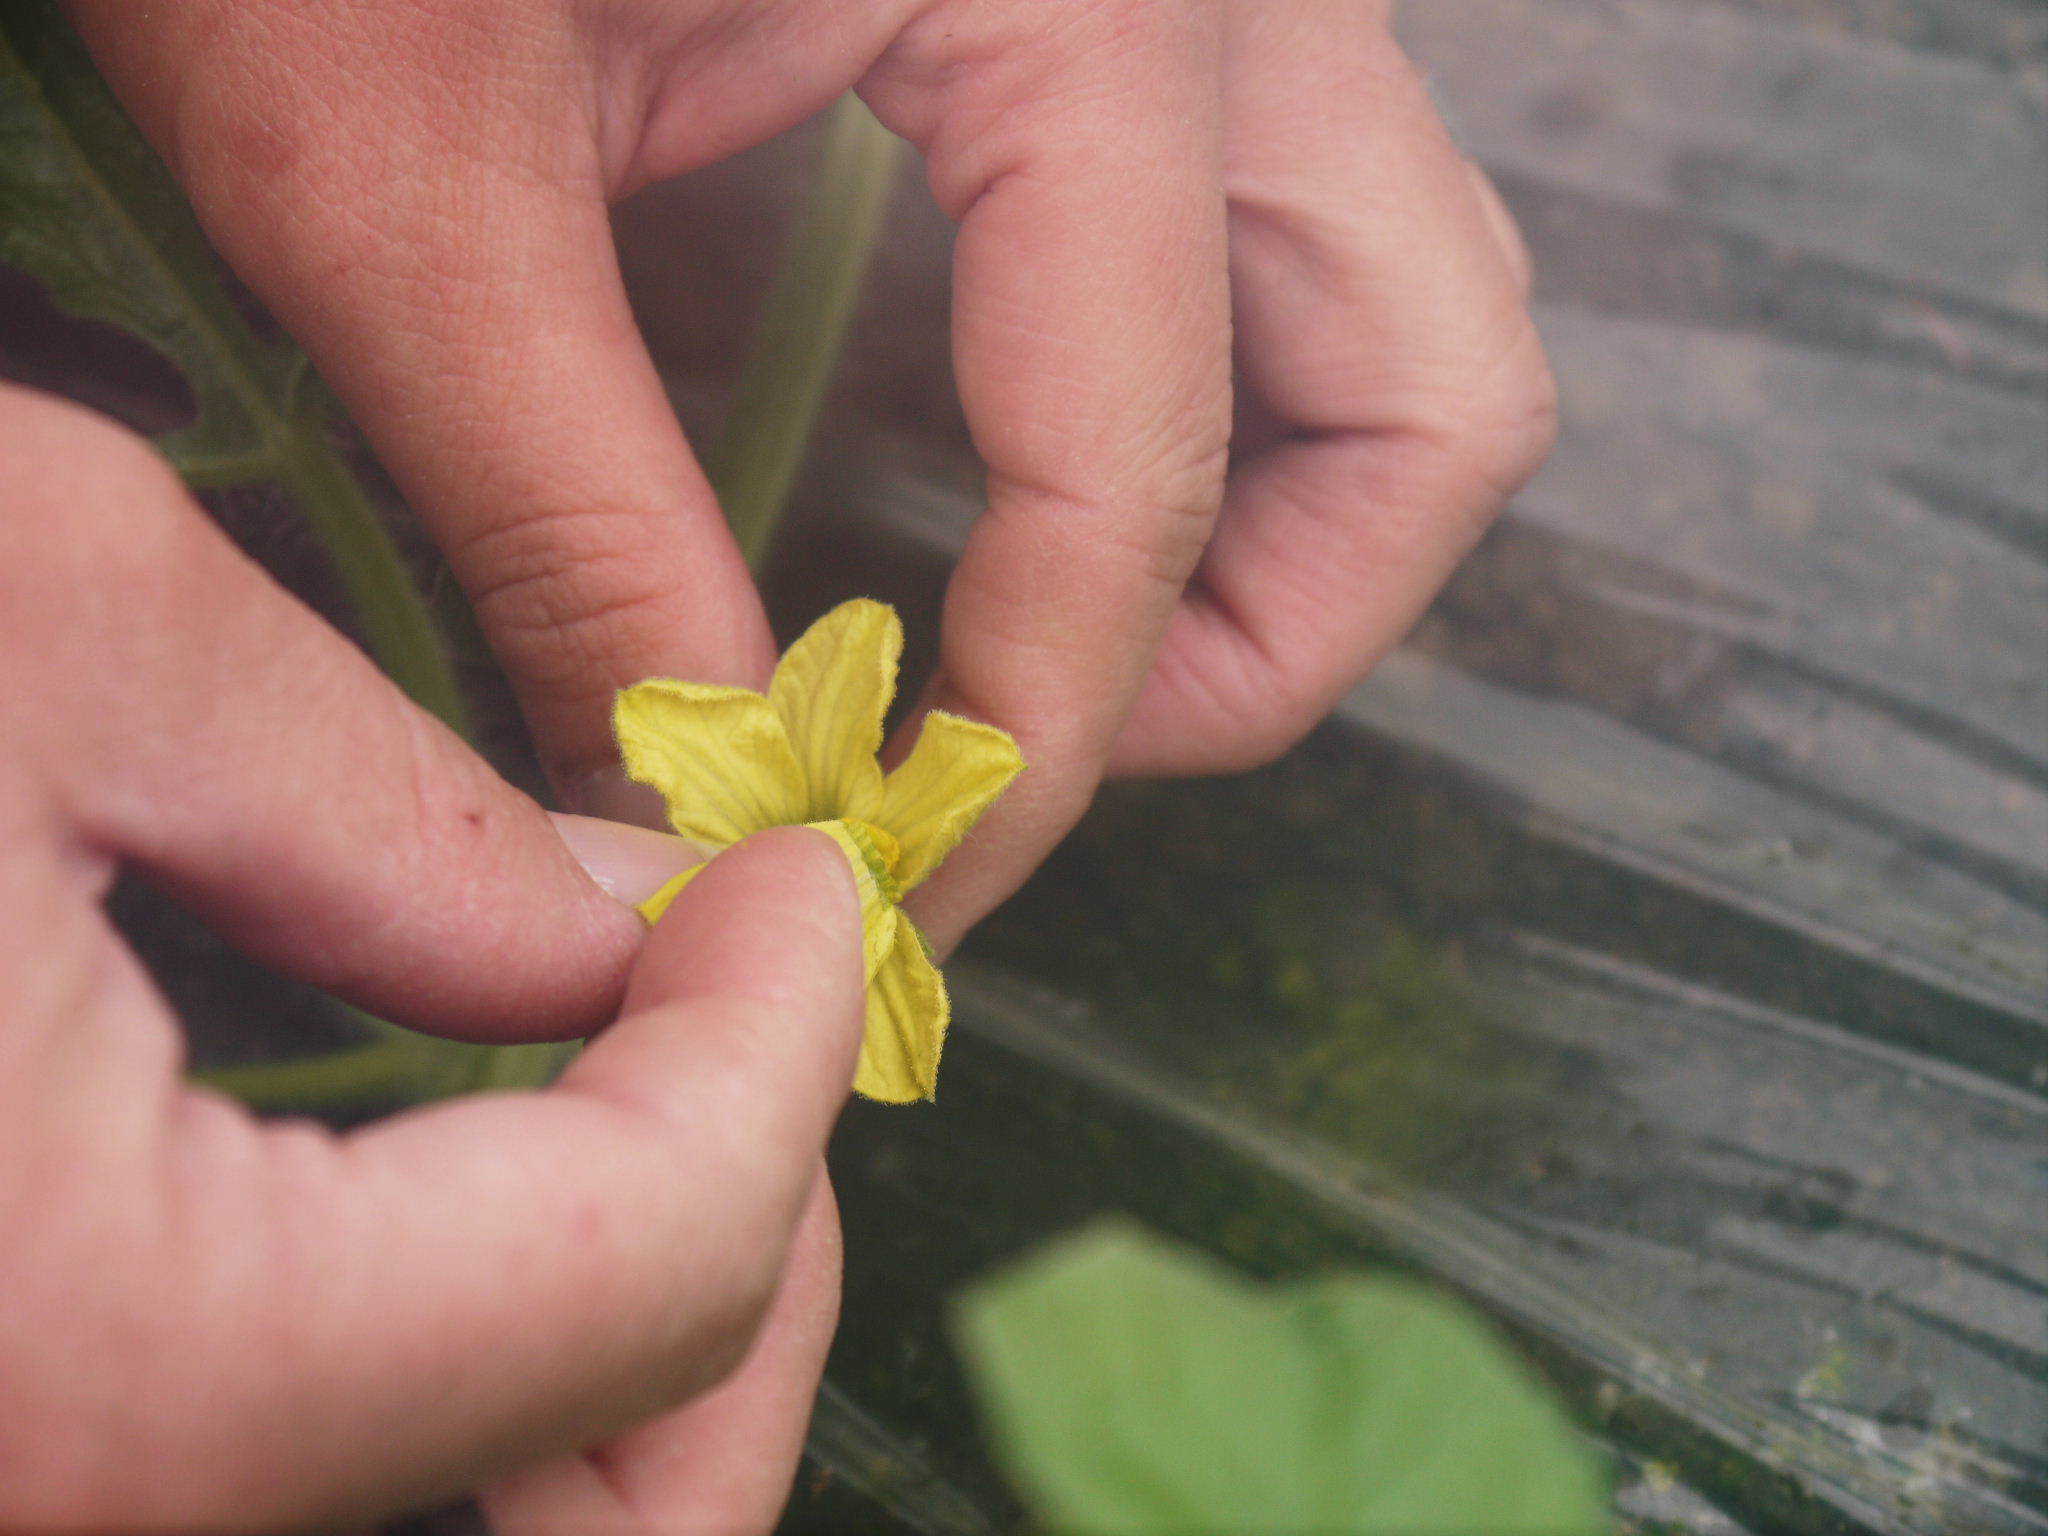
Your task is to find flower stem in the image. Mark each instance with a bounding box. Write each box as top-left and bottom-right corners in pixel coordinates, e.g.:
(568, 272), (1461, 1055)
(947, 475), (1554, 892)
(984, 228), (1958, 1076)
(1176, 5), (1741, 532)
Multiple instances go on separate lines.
(709, 94), (902, 569)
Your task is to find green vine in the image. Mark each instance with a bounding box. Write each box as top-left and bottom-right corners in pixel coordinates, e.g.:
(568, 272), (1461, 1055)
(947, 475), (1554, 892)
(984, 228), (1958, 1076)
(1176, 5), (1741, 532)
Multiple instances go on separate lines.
(709, 94), (902, 566)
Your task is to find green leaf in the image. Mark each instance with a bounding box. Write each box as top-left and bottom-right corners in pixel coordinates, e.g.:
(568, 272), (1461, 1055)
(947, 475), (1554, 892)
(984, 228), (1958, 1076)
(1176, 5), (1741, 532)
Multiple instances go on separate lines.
(0, 2), (291, 476)
(950, 1219), (1611, 1536)
(0, 2), (468, 732)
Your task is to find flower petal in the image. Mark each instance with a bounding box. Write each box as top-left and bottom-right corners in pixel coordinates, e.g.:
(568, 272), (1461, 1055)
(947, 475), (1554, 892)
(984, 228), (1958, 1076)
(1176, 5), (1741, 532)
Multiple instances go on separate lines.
(854, 921), (949, 1103)
(615, 680), (808, 844)
(769, 598), (900, 821)
(877, 711), (1026, 891)
(637, 861), (708, 925)
(807, 819), (904, 985)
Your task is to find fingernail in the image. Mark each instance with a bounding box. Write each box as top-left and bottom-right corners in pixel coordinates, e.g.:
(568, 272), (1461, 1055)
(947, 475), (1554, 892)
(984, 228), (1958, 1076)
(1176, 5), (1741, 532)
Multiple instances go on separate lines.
(564, 764), (670, 829)
(551, 812), (711, 907)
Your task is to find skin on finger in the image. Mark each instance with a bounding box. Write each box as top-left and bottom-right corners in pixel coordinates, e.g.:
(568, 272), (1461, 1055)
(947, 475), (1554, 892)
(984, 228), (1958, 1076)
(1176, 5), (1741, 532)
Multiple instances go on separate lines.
(65, 0), (777, 787)
(0, 829), (863, 1530)
(482, 1174), (843, 1536)
(1464, 158), (1536, 300)
(1106, 0), (1555, 776)
(0, 387), (640, 1040)
(0, 757), (184, 1212)
(860, 0), (1234, 949)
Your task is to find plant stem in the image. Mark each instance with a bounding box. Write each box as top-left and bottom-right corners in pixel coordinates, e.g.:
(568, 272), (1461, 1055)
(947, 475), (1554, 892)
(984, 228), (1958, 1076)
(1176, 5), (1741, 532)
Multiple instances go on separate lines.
(198, 1024), (576, 1111)
(278, 425), (473, 737)
(0, 11), (470, 739)
(709, 95), (902, 568)
(197, 1036), (444, 1110)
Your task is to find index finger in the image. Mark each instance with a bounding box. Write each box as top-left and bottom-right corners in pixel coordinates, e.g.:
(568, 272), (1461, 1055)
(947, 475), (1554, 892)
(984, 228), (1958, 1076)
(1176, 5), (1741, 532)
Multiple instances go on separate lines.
(66, 0), (777, 784)
(862, 0), (1233, 943)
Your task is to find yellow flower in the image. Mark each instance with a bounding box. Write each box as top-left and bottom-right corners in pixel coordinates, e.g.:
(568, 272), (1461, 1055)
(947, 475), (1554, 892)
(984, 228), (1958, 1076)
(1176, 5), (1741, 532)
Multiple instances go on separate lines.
(613, 599), (1025, 1103)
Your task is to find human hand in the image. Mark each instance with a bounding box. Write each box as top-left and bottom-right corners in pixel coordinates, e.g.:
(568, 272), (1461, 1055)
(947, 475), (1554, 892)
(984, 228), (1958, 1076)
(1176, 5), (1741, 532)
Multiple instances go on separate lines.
(0, 386), (863, 1532)
(67, 0), (1553, 950)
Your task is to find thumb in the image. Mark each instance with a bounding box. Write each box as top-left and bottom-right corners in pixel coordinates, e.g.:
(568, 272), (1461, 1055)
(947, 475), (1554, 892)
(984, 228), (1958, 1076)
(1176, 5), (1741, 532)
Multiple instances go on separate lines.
(20, 828), (867, 1531)
(562, 825), (867, 1140)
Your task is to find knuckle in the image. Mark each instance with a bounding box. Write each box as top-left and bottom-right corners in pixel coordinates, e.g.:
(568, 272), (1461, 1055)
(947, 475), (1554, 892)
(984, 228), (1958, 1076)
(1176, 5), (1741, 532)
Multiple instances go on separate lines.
(1485, 336), (1562, 487)
(1131, 437), (1231, 587)
(1463, 326), (1560, 490)
(1228, 683), (1328, 772)
(1151, 628), (1327, 774)
(454, 507), (680, 699)
(995, 424), (1231, 595)
(958, 0), (1174, 49)
(1413, 320), (1558, 527)
(1204, 721), (1305, 775)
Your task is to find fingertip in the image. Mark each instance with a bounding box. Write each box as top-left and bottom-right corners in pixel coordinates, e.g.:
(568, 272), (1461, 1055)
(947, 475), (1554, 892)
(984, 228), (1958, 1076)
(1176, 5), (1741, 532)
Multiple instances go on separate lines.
(706, 823), (866, 935)
(632, 826), (866, 1027)
(569, 826), (868, 1153)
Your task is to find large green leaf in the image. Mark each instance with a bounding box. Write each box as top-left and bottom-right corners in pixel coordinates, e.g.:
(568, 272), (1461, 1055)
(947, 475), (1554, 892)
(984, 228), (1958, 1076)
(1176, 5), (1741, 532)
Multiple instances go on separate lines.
(950, 1220), (1611, 1535)
(0, 2), (466, 730)
(0, 3), (285, 478)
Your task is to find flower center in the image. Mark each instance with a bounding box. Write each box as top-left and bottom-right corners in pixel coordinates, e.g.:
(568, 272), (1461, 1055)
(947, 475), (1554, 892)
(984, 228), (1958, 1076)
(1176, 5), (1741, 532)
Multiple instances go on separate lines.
(835, 818), (904, 905)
